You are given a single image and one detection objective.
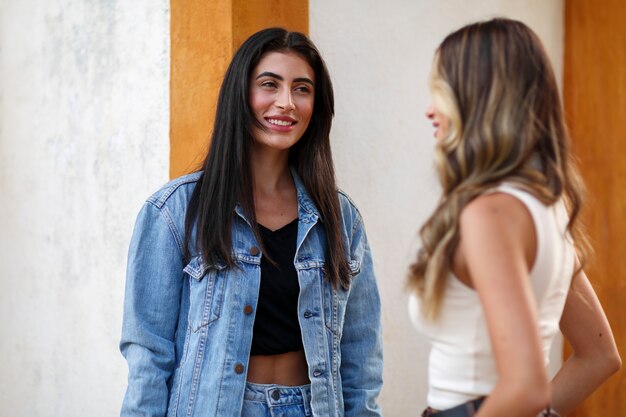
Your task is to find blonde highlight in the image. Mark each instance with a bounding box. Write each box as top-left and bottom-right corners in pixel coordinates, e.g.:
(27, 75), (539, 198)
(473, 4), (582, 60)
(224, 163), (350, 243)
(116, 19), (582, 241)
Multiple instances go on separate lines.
(409, 18), (591, 320)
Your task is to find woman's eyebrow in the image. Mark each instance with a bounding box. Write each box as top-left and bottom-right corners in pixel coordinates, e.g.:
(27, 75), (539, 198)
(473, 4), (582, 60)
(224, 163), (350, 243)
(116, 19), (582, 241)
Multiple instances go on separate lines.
(256, 71), (314, 86)
(294, 77), (314, 86)
(256, 71), (283, 80)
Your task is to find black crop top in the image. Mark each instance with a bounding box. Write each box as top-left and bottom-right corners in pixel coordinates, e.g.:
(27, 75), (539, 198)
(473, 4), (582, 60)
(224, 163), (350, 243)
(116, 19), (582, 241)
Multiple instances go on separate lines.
(250, 218), (303, 356)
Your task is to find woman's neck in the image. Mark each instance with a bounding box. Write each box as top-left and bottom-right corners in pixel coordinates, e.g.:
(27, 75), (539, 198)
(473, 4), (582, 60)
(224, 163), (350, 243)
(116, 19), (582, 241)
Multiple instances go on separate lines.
(250, 147), (298, 229)
(250, 148), (292, 196)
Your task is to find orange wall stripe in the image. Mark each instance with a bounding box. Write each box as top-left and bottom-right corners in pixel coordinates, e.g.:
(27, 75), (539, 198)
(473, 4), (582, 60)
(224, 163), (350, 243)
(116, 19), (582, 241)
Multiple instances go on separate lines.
(232, 0), (308, 51)
(170, 0), (308, 179)
(564, 0), (626, 415)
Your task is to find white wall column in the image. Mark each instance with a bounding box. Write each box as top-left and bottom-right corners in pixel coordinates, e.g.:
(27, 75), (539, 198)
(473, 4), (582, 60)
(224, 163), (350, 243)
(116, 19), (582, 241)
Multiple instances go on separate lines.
(0, 1), (170, 415)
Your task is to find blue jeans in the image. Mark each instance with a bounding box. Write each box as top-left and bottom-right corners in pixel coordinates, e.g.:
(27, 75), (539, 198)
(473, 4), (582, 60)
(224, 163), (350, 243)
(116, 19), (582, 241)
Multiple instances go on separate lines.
(241, 382), (312, 417)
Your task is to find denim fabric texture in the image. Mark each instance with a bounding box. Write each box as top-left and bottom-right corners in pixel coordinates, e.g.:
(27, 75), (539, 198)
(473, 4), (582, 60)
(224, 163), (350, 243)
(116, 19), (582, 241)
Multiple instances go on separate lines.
(241, 382), (311, 417)
(119, 170), (383, 417)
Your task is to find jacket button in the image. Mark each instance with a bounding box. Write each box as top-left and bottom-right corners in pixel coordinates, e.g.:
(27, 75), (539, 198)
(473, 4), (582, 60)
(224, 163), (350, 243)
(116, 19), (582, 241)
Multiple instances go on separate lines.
(234, 363), (245, 374)
(243, 305), (253, 315)
(250, 246), (260, 256)
(312, 370), (323, 377)
(303, 311), (313, 319)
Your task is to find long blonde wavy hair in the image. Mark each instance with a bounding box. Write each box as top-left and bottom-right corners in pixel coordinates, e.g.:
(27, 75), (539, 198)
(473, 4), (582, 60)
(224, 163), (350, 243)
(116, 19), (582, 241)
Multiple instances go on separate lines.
(408, 18), (591, 320)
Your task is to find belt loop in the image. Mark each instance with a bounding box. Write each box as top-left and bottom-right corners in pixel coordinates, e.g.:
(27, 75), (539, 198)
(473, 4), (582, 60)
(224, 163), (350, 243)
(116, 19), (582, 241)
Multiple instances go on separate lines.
(467, 397), (485, 416)
(465, 401), (477, 416)
(301, 386), (312, 416)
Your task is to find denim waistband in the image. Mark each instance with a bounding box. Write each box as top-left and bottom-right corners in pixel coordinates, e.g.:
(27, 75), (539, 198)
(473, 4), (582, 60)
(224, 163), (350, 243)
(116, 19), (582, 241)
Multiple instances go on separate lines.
(421, 397), (484, 417)
(244, 381), (311, 408)
(421, 398), (562, 417)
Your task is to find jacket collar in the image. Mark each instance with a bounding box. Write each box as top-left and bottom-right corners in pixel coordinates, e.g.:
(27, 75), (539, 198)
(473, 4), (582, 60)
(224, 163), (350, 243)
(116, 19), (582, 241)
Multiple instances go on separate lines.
(291, 167), (321, 222)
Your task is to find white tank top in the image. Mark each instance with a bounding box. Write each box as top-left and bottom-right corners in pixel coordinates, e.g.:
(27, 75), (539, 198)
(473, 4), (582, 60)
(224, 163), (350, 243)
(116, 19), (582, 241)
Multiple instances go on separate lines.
(409, 184), (576, 410)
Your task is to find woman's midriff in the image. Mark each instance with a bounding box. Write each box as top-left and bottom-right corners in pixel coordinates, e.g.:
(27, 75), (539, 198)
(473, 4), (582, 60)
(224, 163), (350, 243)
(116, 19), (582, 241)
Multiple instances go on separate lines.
(247, 349), (310, 386)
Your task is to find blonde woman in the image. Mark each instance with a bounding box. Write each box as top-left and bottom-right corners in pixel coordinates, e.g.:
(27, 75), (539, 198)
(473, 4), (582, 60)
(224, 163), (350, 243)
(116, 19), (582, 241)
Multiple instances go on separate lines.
(409, 18), (620, 417)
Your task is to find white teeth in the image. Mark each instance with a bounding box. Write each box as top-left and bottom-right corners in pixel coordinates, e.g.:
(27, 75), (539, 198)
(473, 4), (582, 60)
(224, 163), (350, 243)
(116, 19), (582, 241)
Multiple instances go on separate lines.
(267, 118), (294, 126)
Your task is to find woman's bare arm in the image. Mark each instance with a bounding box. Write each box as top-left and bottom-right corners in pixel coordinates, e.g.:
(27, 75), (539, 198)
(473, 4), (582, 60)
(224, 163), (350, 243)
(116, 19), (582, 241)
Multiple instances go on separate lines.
(549, 264), (621, 415)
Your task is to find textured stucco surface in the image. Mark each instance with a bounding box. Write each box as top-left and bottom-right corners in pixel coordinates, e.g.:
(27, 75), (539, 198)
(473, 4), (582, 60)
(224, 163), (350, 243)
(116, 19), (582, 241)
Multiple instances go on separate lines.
(0, 1), (170, 416)
(310, 1), (564, 414)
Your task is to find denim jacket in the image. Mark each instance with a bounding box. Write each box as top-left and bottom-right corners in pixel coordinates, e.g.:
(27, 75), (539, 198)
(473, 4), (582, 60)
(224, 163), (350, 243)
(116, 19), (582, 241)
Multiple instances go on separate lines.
(120, 170), (383, 417)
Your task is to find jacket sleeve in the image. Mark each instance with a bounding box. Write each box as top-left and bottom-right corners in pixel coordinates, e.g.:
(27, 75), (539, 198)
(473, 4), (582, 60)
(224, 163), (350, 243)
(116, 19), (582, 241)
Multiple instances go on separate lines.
(340, 214), (384, 417)
(120, 202), (185, 417)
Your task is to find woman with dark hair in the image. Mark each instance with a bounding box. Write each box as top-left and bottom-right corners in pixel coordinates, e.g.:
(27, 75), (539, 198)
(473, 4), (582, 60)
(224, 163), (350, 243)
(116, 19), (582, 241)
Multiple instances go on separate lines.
(120, 28), (382, 417)
(408, 18), (620, 417)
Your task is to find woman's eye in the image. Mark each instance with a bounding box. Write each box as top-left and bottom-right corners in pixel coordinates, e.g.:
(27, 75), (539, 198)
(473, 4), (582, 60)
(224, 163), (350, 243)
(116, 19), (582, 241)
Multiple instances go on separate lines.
(295, 85), (312, 94)
(261, 81), (277, 88)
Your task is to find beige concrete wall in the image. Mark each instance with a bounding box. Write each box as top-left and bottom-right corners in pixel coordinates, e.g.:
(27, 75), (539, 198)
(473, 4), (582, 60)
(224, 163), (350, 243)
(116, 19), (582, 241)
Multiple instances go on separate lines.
(0, 1), (170, 415)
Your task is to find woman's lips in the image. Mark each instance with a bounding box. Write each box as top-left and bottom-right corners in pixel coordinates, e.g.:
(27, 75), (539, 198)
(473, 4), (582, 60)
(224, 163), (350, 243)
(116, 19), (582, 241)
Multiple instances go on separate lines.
(265, 116), (297, 131)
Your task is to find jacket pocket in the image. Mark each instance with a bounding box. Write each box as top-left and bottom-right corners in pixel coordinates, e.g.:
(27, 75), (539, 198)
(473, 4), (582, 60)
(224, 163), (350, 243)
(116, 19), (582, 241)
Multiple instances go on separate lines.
(184, 256), (227, 332)
(323, 259), (360, 336)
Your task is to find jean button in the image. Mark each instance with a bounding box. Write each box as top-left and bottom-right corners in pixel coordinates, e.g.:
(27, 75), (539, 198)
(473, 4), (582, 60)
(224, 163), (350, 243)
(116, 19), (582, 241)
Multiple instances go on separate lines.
(312, 370), (323, 377)
(271, 389), (280, 401)
(303, 311), (313, 319)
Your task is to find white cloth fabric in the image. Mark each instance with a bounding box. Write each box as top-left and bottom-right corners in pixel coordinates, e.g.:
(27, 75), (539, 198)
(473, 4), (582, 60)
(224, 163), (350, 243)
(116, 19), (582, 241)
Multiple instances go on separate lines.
(410, 184), (575, 410)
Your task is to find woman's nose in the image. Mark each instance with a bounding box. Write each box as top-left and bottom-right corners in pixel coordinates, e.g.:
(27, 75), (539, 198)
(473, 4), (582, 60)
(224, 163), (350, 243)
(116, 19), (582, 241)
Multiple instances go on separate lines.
(425, 105), (435, 119)
(276, 89), (295, 111)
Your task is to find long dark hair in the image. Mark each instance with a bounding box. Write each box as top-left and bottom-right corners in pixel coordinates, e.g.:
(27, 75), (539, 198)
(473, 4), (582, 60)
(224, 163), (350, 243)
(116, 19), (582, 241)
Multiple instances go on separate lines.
(408, 18), (590, 318)
(184, 28), (351, 289)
